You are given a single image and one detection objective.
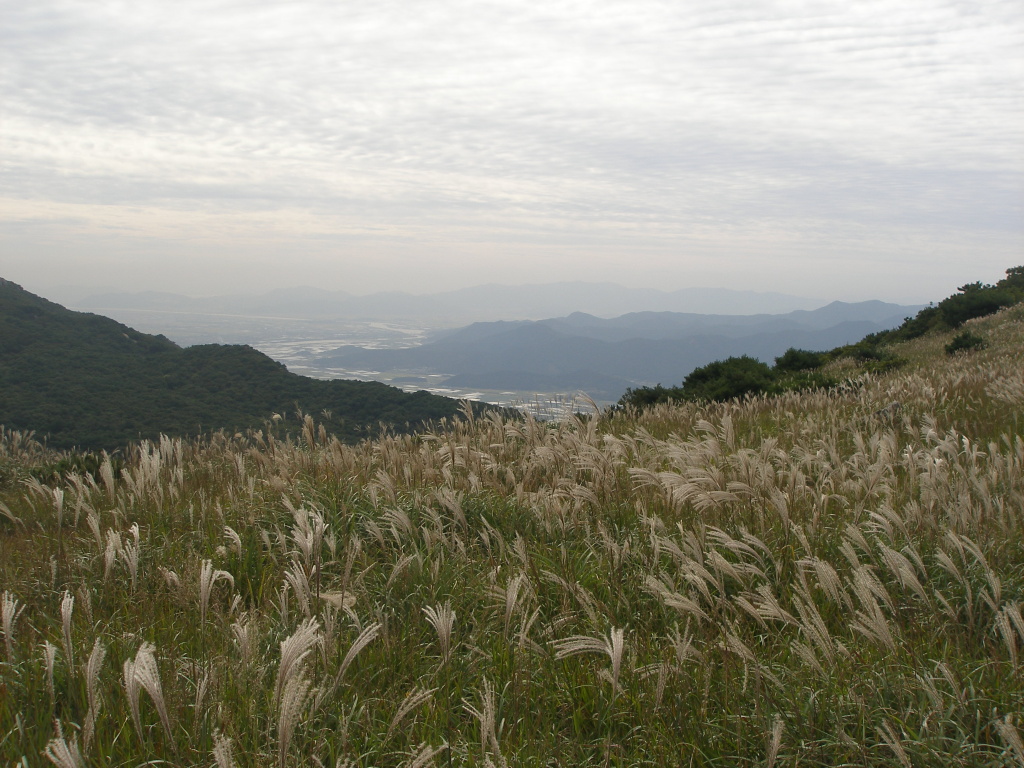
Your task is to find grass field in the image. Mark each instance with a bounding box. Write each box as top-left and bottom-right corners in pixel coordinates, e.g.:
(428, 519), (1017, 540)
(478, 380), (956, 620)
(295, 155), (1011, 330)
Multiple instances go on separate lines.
(1, 305), (1022, 766)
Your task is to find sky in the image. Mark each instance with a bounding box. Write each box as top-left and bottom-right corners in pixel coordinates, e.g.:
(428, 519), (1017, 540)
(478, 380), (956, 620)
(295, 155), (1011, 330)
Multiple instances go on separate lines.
(2, 0), (1022, 305)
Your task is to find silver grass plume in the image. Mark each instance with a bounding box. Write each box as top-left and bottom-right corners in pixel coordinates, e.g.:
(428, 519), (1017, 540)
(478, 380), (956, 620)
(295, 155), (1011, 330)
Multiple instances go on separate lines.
(278, 671), (313, 767)
(83, 639), (106, 751)
(273, 617), (320, 712)
(99, 453), (115, 499)
(212, 731), (236, 768)
(996, 602), (1023, 668)
(274, 618), (321, 767)
(160, 567), (181, 590)
(193, 669), (211, 730)
(283, 561), (313, 619)
(53, 487), (64, 528)
(223, 525), (243, 555)
(324, 621), (382, 697)
(766, 715), (784, 768)
(0, 499), (21, 527)
(2, 590), (23, 661)
(403, 742), (448, 768)
(388, 686), (437, 737)
(85, 510), (102, 552)
(231, 615), (258, 666)
(123, 642), (173, 741)
(121, 523), (141, 593)
(551, 626), (626, 694)
(423, 603), (456, 663)
(463, 678), (505, 765)
(43, 641), (58, 701)
(103, 530), (122, 583)
(994, 715), (1024, 767)
(199, 559), (235, 626)
(876, 720), (912, 768)
(60, 591), (74, 669)
(43, 723), (85, 768)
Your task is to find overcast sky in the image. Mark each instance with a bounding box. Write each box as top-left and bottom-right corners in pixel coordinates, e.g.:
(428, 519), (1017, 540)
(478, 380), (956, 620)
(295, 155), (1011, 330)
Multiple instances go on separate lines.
(2, 0), (1022, 304)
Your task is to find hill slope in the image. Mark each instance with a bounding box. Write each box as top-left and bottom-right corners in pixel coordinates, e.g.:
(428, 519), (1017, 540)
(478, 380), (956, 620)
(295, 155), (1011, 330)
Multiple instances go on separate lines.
(0, 298), (1020, 765)
(0, 278), (475, 450)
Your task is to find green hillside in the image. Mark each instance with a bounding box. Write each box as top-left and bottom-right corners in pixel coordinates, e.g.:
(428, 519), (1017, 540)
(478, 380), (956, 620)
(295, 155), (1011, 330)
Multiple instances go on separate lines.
(0, 280), (1021, 765)
(0, 278), (477, 450)
(618, 266), (1024, 408)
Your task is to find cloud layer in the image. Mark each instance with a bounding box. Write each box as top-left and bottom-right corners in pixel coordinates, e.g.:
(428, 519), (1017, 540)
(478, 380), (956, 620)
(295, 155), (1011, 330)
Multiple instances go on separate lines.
(2, 0), (1022, 301)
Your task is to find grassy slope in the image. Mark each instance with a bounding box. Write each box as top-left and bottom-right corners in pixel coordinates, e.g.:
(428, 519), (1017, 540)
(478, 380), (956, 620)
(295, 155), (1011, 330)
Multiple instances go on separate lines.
(0, 279), (475, 451)
(0, 305), (1022, 766)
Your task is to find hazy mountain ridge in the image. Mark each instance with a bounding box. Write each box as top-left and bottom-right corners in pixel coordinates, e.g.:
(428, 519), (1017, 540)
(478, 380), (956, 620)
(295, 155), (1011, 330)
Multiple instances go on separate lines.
(75, 281), (824, 323)
(314, 301), (924, 399)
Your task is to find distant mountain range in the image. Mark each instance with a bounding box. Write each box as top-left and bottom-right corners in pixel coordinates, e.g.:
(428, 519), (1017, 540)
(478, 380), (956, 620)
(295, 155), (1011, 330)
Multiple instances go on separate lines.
(0, 279), (483, 451)
(64, 281), (924, 404)
(312, 301), (924, 400)
(75, 282), (824, 323)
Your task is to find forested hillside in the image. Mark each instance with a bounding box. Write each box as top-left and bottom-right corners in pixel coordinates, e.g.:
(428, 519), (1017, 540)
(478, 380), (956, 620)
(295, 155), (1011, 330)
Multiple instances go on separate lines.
(0, 279), (479, 450)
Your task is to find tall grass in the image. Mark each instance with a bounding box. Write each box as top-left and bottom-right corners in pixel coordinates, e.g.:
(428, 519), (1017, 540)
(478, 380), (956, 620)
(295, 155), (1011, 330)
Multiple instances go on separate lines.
(1, 306), (1022, 766)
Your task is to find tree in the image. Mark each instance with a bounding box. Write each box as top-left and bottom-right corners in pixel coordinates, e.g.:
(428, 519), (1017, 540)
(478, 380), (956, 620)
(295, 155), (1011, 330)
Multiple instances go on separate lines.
(774, 348), (825, 373)
(681, 356), (774, 402)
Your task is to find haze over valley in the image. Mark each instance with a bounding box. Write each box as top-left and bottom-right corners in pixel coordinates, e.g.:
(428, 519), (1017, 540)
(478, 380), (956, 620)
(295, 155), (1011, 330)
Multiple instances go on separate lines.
(69, 282), (923, 409)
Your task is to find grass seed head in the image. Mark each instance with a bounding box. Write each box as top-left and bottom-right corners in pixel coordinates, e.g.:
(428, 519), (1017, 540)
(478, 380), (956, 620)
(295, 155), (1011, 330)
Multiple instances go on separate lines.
(2, 591), (23, 661)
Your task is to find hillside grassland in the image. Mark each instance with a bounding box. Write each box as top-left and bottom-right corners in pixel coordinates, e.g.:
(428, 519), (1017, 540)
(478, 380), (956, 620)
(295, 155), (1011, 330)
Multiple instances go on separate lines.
(1, 305), (1023, 766)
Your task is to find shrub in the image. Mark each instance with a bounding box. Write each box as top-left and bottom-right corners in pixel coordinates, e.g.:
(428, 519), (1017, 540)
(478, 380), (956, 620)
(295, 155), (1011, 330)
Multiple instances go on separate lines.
(774, 348), (825, 373)
(681, 355), (774, 402)
(615, 384), (681, 410)
(937, 285), (1015, 328)
(945, 330), (986, 355)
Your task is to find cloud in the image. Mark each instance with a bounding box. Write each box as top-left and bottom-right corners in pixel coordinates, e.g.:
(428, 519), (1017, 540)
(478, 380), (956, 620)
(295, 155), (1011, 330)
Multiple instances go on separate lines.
(1, 0), (1021, 300)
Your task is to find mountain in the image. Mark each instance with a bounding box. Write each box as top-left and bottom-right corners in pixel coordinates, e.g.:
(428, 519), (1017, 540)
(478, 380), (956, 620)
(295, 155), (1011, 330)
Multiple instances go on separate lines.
(313, 301), (924, 400)
(0, 279), (481, 451)
(75, 282), (823, 323)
